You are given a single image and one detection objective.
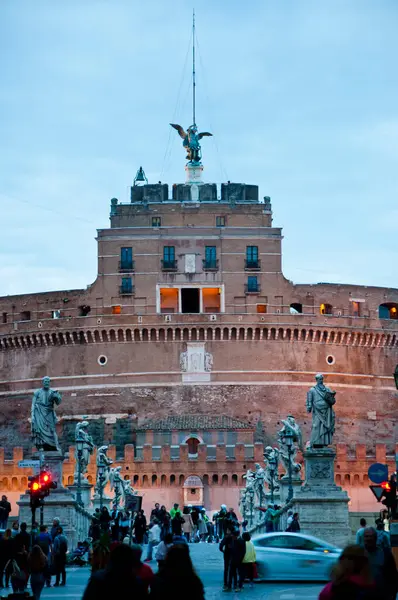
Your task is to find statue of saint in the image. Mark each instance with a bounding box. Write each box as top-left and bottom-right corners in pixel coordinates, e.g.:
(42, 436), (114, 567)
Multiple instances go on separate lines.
(95, 445), (113, 495)
(109, 466), (124, 508)
(74, 421), (94, 482)
(170, 123), (212, 164)
(31, 376), (62, 452)
(277, 416), (303, 478)
(263, 446), (280, 491)
(306, 374), (336, 447)
(252, 463), (266, 506)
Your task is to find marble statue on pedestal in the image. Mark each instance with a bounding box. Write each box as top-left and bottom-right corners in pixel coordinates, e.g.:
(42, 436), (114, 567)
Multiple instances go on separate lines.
(253, 463), (266, 506)
(263, 446), (280, 491)
(278, 415), (303, 477)
(109, 466), (124, 508)
(306, 374), (336, 447)
(31, 376), (62, 452)
(95, 445), (113, 495)
(74, 421), (94, 483)
(241, 469), (256, 525)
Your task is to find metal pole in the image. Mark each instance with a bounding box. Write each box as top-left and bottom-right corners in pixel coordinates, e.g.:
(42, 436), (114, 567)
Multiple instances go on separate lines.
(192, 9), (196, 126)
(287, 448), (293, 502)
(40, 503), (44, 526)
(270, 470), (274, 505)
(31, 506), (36, 548)
(77, 449), (82, 506)
(99, 475), (104, 510)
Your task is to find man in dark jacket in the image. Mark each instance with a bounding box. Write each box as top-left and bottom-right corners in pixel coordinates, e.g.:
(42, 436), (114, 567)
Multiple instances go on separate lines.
(0, 496), (11, 529)
(228, 530), (246, 591)
(13, 522), (30, 553)
(82, 544), (146, 600)
(219, 529), (233, 591)
(364, 527), (398, 600)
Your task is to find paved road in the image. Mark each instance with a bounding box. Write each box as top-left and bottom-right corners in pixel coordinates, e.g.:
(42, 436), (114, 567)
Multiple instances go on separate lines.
(35, 543), (323, 600)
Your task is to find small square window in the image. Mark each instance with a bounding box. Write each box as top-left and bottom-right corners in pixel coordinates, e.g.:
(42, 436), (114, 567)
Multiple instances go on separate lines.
(112, 305), (121, 315)
(152, 217), (161, 227)
(2, 313), (7, 324)
(257, 304), (267, 313)
(20, 311), (31, 321)
(216, 216), (226, 227)
(52, 310), (61, 319)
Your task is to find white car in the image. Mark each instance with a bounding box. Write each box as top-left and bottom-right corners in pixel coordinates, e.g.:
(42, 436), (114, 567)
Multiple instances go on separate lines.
(252, 532), (341, 581)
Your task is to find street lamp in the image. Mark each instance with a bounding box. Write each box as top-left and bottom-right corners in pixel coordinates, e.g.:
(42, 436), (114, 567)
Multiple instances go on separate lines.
(76, 438), (84, 507)
(269, 456), (278, 504)
(394, 365), (398, 390)
(282, 428), (294, 502)
(98, 464), (105, 510)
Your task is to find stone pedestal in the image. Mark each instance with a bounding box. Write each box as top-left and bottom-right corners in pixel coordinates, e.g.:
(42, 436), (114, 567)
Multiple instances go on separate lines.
(92, 494), (112, 512)
(17, 451), (89, 549)
(279, 476), (302, 505)
(68, 482), (93, 509)
(185, 163), (203, 184)
(293, 448), (350, 547)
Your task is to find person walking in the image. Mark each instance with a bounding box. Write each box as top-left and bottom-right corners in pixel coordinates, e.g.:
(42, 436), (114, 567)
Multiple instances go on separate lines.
(159, 505), (170, 540)
(319, 544), (377, 600)
(150, 503), (162, 523)
(130, 544), (154, 594)
(150, 544), (205, 600)
(0, 496), (11, 530)
(53, 526), (68, 587)
(50, 519), (60, 543)
(363, 527), (397, 600)
(82, 544), (146, 600)
(228, 530), (246, 592)
(171, 511), (185, 537)
(133, 510), (147, 545)
(11, 542), (29, 593)
(119, 510), (130, 541)
(36, 525), (52, 588)
(144, 520), (161, 562)
(155, 533), (173, 571)
(28, 545), (47, 600)
(242, 532), (257, 587)
(169, 503), (182, 520)
(182, 507), (194, 543)
(14, 522), (30, 554)
(376, 519), (391, 550)
(356, 517), (367, 546)
(286, 512), (300, 532)
(0, 529), (14, 589)
(219, 529), (233, 592)
(99, 507), (112, 533)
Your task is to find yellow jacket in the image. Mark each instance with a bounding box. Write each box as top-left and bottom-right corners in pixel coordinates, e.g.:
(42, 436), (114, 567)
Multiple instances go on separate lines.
(242, 540), (256, 563)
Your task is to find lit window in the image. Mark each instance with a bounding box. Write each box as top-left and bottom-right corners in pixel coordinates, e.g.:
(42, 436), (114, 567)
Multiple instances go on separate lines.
(320, 303), (333, 316)
(112, 305), (121, 315)
(351, 301), (360, 317)
(152, 217), (161, 227)
(257, 304), (267, 313)
(216, 216), (226, 227)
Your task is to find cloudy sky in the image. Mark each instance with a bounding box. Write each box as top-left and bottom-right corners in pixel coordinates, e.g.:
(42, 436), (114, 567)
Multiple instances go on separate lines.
(1, 0), (397, 296)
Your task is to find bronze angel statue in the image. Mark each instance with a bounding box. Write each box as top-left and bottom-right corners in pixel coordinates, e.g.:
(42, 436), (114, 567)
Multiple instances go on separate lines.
(170, 123), (212, 163)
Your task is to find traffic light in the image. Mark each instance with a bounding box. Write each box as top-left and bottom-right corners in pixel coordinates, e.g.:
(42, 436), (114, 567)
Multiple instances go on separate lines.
(28, 471), (57, 509)
(39, 470), (57, 496)
(380, 478), (397, 517)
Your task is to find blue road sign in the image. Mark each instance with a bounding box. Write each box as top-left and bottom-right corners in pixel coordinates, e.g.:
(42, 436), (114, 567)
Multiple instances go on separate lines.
(368, 463), (388, 484)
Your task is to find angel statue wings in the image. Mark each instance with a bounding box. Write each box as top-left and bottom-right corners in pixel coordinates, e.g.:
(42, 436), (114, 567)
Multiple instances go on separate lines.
(170, 123), (212, 163)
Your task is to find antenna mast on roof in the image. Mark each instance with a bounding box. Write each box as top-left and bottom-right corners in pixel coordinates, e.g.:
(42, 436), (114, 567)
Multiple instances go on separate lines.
(192, 9), (196, 127)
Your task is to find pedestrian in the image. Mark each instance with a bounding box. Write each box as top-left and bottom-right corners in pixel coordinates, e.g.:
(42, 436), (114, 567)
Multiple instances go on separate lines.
(206, 515), (214, 543)
(182, 506), (194, 543)
(36, 525), (52, 588)
(130, 543), (154, 593)
(10, 541), (28, 593)
(219, 529), (233, 592)
(159, 505), (170, 540)
(150, 544), (205, 600)
(11, 522), (19, 538)
(88, 518), (101, 543)
(217, 505), (228, 540)
(242, 532), (257, 587)
(198, 510), (208, 542)
(356, 517), (367, 546)
(286, 512), (300, 532)
(144, 519), (161, 562)
(50, 519), (60, 543)
(53, 526), (68, 587)
(169, 503), (182, 520)
(286, 509), (294, 530)
(133, 509), (147, 545)
(155, 533), (173, 571)
(82, 543), (146, 600)
(319, 544), (377, 600)
(0, 496), (11, 530)
(14, 522), (30, 554)
(28, 545), (47, 600)
(363, 527), (398, 599)
(150, 503), (162, 523)
(0, 529), (14, 589)
(228, 529), (246, 592)
(376, 519), (391, 550)
(224, 508), (238, 535)
(119, 510), (130, 541)
(99, 507), (112, 533)
(171, 511), (185, 537)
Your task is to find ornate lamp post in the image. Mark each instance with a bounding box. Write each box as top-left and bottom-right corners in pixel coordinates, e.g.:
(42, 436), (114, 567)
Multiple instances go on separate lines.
(269, 456), (277, 504)
(282, 428), (294, 502)
(98, 464), (105, 510)
(75, 437), (84, 507)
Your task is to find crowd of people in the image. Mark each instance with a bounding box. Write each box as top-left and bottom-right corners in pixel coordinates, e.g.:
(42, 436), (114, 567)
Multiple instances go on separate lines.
(0, 517), (68, 598)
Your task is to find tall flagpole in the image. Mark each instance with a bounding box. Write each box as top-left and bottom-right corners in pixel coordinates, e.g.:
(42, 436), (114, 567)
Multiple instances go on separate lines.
(192, 9), (196, 127)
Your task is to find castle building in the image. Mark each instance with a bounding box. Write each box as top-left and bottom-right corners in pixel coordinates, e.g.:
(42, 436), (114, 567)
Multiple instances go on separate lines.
(0, 154), (397, 517)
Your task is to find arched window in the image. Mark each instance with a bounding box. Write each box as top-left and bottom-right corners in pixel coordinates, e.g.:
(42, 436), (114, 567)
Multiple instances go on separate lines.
(290, 303), (302, 314)
(187, 438), (200, 456)
(320, 303), (333, 316)
(379, 303), (398, 320)
(212, 474), (218, 484)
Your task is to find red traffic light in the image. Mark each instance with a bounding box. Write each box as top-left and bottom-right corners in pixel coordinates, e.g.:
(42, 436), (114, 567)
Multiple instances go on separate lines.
(381, 481), (391, 491)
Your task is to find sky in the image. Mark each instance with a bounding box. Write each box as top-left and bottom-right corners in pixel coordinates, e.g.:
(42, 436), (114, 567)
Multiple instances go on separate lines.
(1, 0), (397, 296)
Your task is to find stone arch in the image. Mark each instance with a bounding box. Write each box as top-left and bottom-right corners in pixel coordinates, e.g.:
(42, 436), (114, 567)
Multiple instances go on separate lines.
(183, 328), (189, 341)
(87, 331), (94, 343)
(109, 329), (116, 342)
(262, 327), (268, 340)
(1, 477), (9, 490)
(102, 330), (109, 343)
(344, 474), (351, 484)
(152, 474), (157, 486)
(212, 474), (218, 484)
(150, 328), (157, 341)
(270, 328), (276, 340)
(94, 330), (101, 343)
(353, 474), (360, 485)
(158, 328), (165, 341)
(134, 329), (140, 341)
(143, 474), (149, 485)
(221, 474), (228, 485)
(12, 477), (19, 491)
(133, 475), (139, 485)
(21, 476), (27, 490)
(335, 474), (342, 484)
(68, 475), (74, 485)
(315, 330), (321, 343)
(199, 328), (205, 341)
(170, 474), (176, 486)
(239, 327), (245, 340)
(215, 328), (221, 341)
(142, 329), (149, 342)
(232, 474), (238, 486)
(126, 329), (132, 342)
(117, 329), (124, 342)
(203, 474), (209, 485)
(223, 327), (229, 341)
(322, 331), (328, 343)
(247, 327), (253, 341)
(179, 474), (185, 486)
(207, 328), (213, 341)
(254, 328), (261, 340)
(161, 474), (167, 487)
(167, 328), (173, 341)
(191, 328), (198, 341)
